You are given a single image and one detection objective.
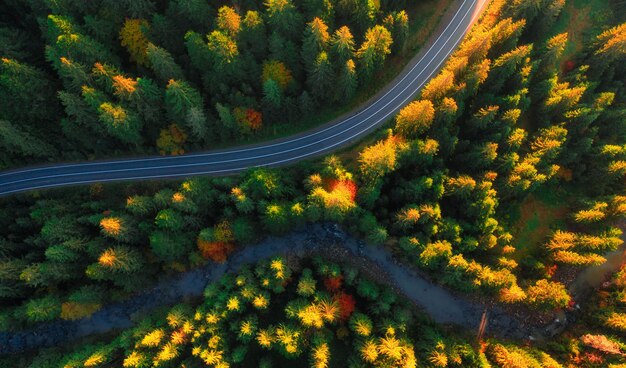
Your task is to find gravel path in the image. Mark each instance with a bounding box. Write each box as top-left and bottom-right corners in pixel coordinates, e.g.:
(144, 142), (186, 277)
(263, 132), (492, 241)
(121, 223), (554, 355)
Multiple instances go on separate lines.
(0, 223), (527, 354)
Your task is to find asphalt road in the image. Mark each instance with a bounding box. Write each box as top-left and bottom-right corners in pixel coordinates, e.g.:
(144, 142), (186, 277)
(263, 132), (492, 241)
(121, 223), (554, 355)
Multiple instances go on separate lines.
(0, 0), (489, 196)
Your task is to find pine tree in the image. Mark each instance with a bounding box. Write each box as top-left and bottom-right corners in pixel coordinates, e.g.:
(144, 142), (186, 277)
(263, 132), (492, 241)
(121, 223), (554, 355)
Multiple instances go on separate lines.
(25, 296), (61, 322)
(264, 0), (304, 40)
(359, 136), (398, 183)
(206, 30), (239, 66)
(146, 43), (184, 83)
(241, 11), (267, 58)
(395, 100), (435, 138)
(216, 6), (241, 37)
(119, 19), (151, 66)
(526, 279), (571, 310)
(357, 25), (393, 81)
(164, 79), (203, 124)
(595, 22), (626, 63)
(263, 78), (283, 109)
(262, 60), (293, 90)
(302, 17), (330, 72)
(0, 120), (57, 161)
(97, 101), (142, 145)
(185, 31), (212, 72)
(330, 26), (356, 68)
(46, 15), (117, 67)
(336, 59), (357, 102)
(307, 51), (334, 101)
(303, 0), (334, 24)
(0, 58), (59, 126)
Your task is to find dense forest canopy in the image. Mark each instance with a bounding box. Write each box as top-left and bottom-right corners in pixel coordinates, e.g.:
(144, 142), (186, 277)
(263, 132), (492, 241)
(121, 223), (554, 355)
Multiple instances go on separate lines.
(0, 0), (414, 167)
(7, 257), (626, 367)
(0, 257), (555, 367)
(2, 0), (626, 366)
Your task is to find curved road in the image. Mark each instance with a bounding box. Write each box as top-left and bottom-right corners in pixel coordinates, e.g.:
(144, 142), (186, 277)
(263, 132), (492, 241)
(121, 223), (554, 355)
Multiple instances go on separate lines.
(0, 0), (488, 196)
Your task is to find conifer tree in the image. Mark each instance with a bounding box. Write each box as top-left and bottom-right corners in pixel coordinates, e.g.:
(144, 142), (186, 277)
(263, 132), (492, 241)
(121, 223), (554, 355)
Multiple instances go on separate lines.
(119, 19), (151, 66)
(330, 26), (356, 68)
(336, 59), (358, 102)
(357, 25), (393, 81)
(146, 43), (184, 83)
(302, 17), (330, 72)
(307, 51), (334, 101)
(216, 6), (242, 37)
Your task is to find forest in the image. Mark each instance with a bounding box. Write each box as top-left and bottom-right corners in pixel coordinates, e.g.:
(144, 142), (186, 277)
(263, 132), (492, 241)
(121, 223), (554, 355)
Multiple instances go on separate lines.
(2, 0), (626, 366)
(0, 0), (419, 167)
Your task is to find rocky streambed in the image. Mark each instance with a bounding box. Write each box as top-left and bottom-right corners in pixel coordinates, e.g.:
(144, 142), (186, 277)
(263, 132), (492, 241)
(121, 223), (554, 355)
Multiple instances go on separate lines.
(1, 223), (528, 354)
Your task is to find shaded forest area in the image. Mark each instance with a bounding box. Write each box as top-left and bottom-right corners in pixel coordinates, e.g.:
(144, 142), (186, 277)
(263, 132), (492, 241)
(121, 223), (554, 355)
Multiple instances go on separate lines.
(7, 257), (626, 367)
(2, 0), (626, 366)
(0, 0), (418, 167)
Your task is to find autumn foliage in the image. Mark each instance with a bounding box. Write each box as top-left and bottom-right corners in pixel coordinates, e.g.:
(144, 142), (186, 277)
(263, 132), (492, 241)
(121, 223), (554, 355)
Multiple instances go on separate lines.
(335, 292), (356, 320)
(119, 19), (151, 66)
(262, 60), (293, 90)
(197, 239), (234, 263)
(156, 124), (187, 155)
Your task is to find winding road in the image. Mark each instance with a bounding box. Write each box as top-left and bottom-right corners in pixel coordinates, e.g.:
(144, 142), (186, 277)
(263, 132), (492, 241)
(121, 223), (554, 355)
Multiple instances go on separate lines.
(0, 0), (489, 196)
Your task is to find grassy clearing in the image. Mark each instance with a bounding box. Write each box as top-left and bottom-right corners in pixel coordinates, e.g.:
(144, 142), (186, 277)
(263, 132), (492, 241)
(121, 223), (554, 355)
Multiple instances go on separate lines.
(551, 0), (613, 68)
(507, 185), (570, 262)
(214, 0), (454, 148)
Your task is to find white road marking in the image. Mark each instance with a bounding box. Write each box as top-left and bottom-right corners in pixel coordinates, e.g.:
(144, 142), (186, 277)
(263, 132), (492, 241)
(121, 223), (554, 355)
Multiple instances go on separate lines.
(0, 0), (489, 195)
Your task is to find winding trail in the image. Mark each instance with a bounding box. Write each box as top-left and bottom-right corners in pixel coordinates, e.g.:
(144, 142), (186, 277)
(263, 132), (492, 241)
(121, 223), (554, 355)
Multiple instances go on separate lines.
(0, 223), (526, 354)
(0, 0), (490, 196)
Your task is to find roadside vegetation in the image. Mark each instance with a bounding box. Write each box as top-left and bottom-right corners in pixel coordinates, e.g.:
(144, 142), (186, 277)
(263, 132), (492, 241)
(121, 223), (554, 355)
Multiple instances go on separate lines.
(2, 0), (626, 365)
(0, 0), (452, 168)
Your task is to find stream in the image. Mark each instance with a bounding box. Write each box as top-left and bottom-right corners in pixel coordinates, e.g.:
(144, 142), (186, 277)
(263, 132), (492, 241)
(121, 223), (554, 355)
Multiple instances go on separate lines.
(3, 223), (626, 354)
(0, 223), (527, 354)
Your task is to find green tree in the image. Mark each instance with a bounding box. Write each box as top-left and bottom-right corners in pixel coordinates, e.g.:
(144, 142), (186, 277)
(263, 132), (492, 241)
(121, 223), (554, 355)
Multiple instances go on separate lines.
(0, 58), (59, 127)
(164, 80), (207, 139)
(303, 0), (334, 24)
(149, 231), (193, 262)
(146, 43), (184, 83)
(25, 296), (61, 323)
(264, 0), (304, 40)
(263, 78), (283, 109)
(302, 17), (330, 72)
(307, 51), (334, 101)
(0, 120), (57, 161)
(241, 11), (267, 58)
(336, 59), (358, 102)
(357, 25), (393, 81)
(394, 100), (435, 138)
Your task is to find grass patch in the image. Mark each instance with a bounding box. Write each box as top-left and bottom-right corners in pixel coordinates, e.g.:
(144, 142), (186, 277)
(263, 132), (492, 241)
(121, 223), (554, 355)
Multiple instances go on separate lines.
(508, 185), (570, 261)
(213, 0), (454, 149)
(551, 0), (613, 68)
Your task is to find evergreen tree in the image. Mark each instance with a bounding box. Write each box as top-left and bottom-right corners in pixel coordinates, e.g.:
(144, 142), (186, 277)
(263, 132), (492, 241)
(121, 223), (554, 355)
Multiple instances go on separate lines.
(302, 17), (330, 72)
(330, 26), (356, 68)
(0, 120), (57, 163)
(216, 6), (242, 37)
(264, 0), (304, 40)
(119, 18), (151, 66)
(146, 43), (184, 83)
(307, 51), (334, 101)
(357, 25), (393, 81)
(336, 59), (358, 102)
